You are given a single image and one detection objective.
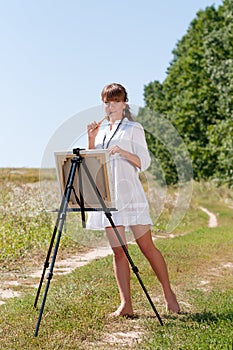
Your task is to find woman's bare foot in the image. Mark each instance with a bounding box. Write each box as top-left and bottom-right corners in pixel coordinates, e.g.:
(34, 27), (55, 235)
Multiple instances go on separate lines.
(110, 304), (134, 318)
(165, 292), (180, 313)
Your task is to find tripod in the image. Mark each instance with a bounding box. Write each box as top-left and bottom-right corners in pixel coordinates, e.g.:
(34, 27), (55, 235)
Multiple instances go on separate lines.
(34, 148), (163, 337)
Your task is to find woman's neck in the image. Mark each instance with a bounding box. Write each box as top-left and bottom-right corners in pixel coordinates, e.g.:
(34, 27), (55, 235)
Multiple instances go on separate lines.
(109, 115), (123, 129)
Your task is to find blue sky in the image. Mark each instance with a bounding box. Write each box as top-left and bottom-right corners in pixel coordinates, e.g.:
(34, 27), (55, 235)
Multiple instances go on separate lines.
(0, 0), (223, 168)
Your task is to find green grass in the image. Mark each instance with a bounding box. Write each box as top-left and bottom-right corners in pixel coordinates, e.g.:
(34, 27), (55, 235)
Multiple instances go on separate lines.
(142, 289), (233, 349)
(0, 170), (233, 349)
(0, 228), (232, 349)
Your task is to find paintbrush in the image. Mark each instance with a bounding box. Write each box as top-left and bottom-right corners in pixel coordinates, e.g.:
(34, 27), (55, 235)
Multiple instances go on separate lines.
(94, 113), (111, 129)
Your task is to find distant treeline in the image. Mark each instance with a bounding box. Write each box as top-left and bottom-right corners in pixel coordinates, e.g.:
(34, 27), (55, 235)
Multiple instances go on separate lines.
(137, 0), (232, 186)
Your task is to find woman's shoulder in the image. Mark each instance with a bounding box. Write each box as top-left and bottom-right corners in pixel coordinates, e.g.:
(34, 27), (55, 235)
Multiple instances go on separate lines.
(124, 118), (144, 130)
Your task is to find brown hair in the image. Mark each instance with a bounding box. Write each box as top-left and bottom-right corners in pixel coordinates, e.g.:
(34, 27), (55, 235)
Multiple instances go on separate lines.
(101, 83), (134, 121)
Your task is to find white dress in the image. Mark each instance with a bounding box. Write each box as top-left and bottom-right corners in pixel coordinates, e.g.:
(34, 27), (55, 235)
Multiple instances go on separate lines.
(86, 117), (153, 230)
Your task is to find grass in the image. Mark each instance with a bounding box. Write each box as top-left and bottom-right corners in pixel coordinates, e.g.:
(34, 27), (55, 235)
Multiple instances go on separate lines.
(0, 227), (232, 349)
(0, 169), (233, 349)
(0, 167), (56, 183)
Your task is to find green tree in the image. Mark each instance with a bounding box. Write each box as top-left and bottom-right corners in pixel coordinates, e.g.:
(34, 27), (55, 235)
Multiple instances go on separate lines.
(139, 0), (233, 186)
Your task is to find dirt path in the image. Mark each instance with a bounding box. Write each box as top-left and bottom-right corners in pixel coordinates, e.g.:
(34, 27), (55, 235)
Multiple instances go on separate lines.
(0, 246), (113, 306)
(199, 206), (218, 227)
(0, 206), (218, 306)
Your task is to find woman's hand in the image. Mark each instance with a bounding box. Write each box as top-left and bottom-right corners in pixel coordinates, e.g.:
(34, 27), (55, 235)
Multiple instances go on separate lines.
(87, 121), (100, 138)
(87, 121), (100, 149)
(109, 145), (141, 169)
(108, 145), (123, 156)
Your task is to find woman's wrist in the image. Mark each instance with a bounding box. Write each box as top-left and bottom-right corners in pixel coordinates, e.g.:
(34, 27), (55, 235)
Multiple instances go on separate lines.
(88, 137), (95, 149)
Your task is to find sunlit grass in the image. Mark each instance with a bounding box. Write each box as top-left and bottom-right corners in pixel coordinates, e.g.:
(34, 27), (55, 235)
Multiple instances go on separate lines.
(0, 168), (232, 349)
(0, 227), (232, 349)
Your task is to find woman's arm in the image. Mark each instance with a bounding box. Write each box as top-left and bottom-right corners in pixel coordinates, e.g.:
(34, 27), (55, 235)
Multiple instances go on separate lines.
(109, 145), (141, 169)
(87, 121), (100, 149)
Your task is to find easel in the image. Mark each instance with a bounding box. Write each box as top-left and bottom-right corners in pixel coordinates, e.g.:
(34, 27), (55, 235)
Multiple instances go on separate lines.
(34, 148), (163, 337)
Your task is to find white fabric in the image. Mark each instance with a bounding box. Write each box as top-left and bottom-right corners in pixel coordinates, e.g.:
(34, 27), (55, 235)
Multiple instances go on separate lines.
(86, 118), (153, 230)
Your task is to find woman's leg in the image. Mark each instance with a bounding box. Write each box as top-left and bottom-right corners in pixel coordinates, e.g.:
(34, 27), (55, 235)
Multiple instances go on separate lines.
(131, 225), (180, 313)
(105, 226), (134, 316)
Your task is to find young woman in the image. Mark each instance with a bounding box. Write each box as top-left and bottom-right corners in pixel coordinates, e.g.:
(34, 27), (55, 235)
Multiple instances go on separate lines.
(87, 83), (180, 317)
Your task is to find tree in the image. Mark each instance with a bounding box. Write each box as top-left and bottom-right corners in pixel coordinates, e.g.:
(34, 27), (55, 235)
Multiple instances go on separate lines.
(139, 0), (233, 186)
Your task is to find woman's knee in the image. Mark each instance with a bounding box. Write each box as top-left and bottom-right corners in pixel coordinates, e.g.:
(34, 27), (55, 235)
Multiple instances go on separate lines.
(136, 234), (157, 258)
(112, 246), (128, 260)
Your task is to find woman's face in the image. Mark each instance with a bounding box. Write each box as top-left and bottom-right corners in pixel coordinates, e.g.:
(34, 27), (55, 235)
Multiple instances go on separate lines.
(104, 100), (126, 121)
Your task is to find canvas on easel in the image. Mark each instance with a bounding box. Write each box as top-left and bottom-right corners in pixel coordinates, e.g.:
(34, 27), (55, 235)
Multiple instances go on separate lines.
(54, 149), (115, 210)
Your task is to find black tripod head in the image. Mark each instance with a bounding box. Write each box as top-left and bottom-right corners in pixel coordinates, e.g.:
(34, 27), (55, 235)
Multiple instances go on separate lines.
(73, 148), (85, 156)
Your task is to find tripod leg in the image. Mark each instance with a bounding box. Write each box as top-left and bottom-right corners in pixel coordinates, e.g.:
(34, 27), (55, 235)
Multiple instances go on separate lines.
(34, 211), (62, 308)
(34, 211), (67, 336)
(78, 163), (86, 228)
(34, 157), (78, 337)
